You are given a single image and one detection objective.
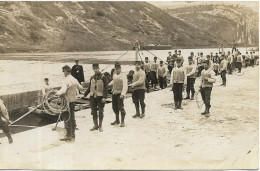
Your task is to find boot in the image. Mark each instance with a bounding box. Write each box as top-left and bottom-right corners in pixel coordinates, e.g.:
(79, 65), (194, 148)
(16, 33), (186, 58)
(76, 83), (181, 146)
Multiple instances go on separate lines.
(90, 116), (98, 131)
(111, 113), (120, 125)
(178, 101), (183, 110)
(205, 107), (210, 117)
(71, 126), (75, 139)
(184, 93), (190, 100)
(201, 107), (207, 115)
(99, 115), (103, 132)
(190, 92), (194, 100)
(5, 131), (13, 144)
(140, 106), (145, 118)
(174, 101), (178, 110)
(120, 114), (125, 127)
(133, 103), (140, 118)
(60, 128), (72, 141)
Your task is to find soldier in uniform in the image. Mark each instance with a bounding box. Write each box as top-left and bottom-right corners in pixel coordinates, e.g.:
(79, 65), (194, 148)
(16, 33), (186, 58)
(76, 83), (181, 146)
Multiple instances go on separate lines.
(197, 52), (205, 77)
(170, 58), (187, 110)
(71, 60), (85, 83)
(219, 54), (228, 87)
(150, 57), (159, 90)
(130, 61), (146, 118)
(213, 53), (220, 76)
(200, 60), (216, 117)
(84, 63), (109, 132)
(184, 56), (196, 100)
(109, 63), (128, 127)
(227, 51), (233, 74)
(157, 61), (167, 89)
(56, 65), (83, 141)
(144, 57), (151, 93)
(236, 52), (243, 73)
(0, 99), (13, 144)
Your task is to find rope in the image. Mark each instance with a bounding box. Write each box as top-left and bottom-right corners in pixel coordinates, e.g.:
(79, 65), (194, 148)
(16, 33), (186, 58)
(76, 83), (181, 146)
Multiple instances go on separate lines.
(142, 46), (173, 67)
(10, 89), (69, 125)
(101, 49), (130, 73)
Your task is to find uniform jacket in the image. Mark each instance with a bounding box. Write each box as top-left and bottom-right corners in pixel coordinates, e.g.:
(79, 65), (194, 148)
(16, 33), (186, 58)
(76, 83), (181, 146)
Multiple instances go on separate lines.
(109, 72), (128, 96)
(132, 69), (146, 91)
(84, 72), (109, 99)
(57, 75), (83, 102)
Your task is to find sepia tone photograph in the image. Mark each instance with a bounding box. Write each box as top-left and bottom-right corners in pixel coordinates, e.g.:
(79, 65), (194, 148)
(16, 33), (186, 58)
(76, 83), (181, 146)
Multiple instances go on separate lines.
(0, 0), (258, 170)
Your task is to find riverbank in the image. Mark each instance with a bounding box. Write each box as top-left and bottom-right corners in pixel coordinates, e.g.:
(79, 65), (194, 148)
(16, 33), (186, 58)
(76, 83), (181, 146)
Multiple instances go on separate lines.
(0, 67), (258, 169)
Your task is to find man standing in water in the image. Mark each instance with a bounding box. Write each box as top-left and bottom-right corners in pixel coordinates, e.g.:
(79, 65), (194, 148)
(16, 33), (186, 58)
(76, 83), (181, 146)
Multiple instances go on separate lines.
(56, 65), (83, 141)
(71, 60), (85, 83)
(84, 63), (109, 132)
(130, 61), (146, 118)
(200, 60), (216, 117)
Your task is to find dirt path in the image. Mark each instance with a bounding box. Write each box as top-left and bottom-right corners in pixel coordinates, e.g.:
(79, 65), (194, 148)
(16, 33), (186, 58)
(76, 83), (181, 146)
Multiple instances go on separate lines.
(0, 67), (258, 169)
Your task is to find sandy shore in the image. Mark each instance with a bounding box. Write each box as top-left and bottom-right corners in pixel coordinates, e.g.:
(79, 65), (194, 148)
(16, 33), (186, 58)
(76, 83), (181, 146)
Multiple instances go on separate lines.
(0, 67), (258, 169)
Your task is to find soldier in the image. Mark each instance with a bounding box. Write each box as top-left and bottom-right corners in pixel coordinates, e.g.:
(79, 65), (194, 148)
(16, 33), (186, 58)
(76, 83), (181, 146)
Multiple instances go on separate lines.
(144, 57), (151, 93)
(200, 60), (216, 117)
(250, 51), (255, 67)
(170, 58), (187, 110)
(150, 56), (159, 90)
(71, 60), (85, 83)
(219, 54), (228, 87)
(227, 51), (233, 74)
(84, 63), (109, 132)
(236, 52), (243, 73)
(109, 63), (128, 127)
(130, 61), (146, 118)
(197, 52), (205, 77)
(213, 53), (220, 76)
(178, 50), (184, 66)
(206, 55), (214, 71)
(56, 65), (83, 141)
(166, 51), (172, 64)
(0, 99), (13, 144)
(245, 52), (250, 68)
(184, 56), (196, 100)
(157, 61), (167, 89)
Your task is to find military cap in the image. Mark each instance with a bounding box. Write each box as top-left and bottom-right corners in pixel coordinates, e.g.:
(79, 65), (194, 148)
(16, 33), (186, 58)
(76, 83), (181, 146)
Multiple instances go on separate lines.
(154, 56), (157, 59)
(160, 61), (163, 64)
(92, 63), (99, 68)
(75, 59), (79, 62)
(145, 57), (149, 59)
(62, 65), (71, 72)
(200, 52), (203, 54)
(44, 78), (49, 81)
(206, 55), (210, 58)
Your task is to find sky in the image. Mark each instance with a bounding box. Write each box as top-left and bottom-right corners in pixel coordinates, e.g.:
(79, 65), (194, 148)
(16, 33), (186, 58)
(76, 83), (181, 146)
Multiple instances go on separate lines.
(149, 1), (258, 12)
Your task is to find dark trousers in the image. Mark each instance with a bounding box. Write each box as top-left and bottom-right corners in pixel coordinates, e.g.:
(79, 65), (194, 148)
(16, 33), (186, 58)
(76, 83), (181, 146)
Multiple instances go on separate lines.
(245, 60), (250, 68)
(90, 96), (105, 117)
(172, 83), (183, 101)
(200, 87), (212, 108)
(186, 78), (196, 95)
(158, 76), (167, 89)
(132, 89), (146, 115)
(220, 70), (226, 85)
(112, 94), (126, 120)
(214, 69), (219, 76)
(236, 62), (242, 72)
(227, 63), (233, 74)
(150, 71), (158, 86)
(198, 66), (204, 77)
(168, 65), (173, 74)
(251, 59), (255, 67)
(0, 117), (10, 136)
(145, 72), (151, 89)
(63, 102), (76, 132)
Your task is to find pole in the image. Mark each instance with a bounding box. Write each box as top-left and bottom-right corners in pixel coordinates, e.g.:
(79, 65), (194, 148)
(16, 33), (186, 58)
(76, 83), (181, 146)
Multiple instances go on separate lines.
(135, 40), (139, 61)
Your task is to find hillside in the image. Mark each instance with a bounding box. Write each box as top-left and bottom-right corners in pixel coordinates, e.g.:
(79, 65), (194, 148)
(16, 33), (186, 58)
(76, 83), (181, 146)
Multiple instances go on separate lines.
(166, 4), (259, 47)
(0, 1), (224, 53)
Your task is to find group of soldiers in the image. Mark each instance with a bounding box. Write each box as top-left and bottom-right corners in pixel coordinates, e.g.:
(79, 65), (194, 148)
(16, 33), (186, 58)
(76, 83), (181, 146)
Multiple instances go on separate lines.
(0, 48), (257, 143)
